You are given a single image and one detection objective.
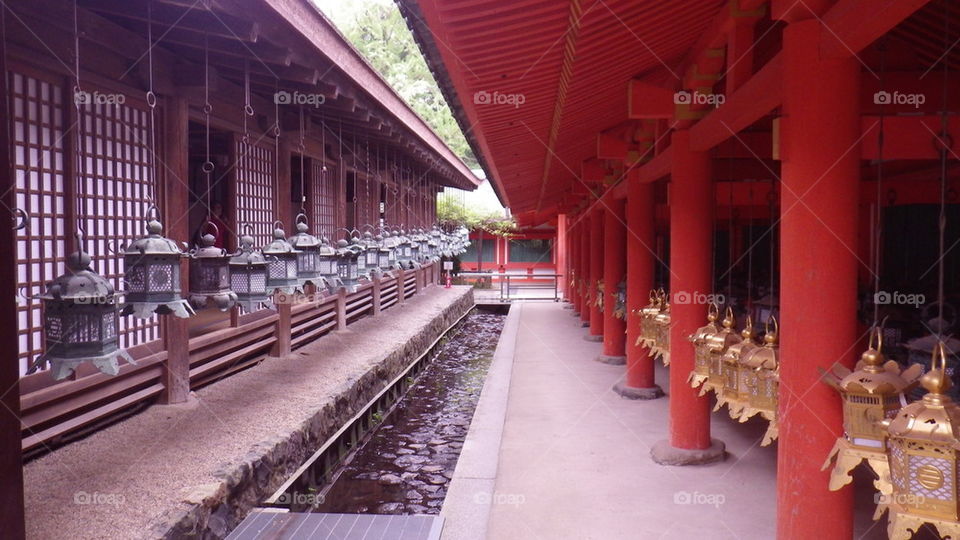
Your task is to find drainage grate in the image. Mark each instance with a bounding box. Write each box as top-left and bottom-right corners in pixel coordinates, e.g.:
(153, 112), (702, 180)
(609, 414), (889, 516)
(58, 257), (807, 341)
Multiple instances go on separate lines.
(227, 511), (444, 540)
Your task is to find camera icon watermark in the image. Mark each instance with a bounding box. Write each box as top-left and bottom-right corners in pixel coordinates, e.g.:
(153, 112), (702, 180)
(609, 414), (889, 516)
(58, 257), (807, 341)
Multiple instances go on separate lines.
(875, 492), (925, 506)
(874, 290), (924, 308)
(673, 490), (725, 508)
(873, 90), (925, 108)
(473, 90), (526, 108)
(276, 491), (325, 506)
(673, 291), (725, 306)
(673, 90), (725, 107)
(473, 490), (526, 507)
(74, 90), (126, 106)
(74, 490), (126, 508)
(274, 90), (326, 107)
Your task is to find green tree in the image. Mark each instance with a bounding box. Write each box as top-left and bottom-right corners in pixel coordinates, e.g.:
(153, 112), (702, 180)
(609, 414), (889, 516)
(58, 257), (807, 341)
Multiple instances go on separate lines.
(437, 193), (515, 236)
(325, 1), (478, 169)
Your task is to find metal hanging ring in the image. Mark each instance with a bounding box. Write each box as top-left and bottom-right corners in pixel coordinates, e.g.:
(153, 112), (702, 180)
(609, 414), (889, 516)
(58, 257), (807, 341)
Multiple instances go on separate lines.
(145, 91), (157, 109)
(296, 212), (309, 226)
(245, 104), (255, 117)
(273, 220), (284, 230)
(201, 161), (215, 174)
(145, 203), (160, 225)
(203, 102), (213, 115)
(13, 208), (28, 231)
(204, 220), (220, 237)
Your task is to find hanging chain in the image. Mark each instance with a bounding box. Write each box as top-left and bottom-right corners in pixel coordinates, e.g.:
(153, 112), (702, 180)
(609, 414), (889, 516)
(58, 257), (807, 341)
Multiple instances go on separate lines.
(873, 40), (887, 327)
(202, 34), (214, 219)
(72, 0), (85, 246)
(242, 58), (253, 145)
(298, 106), (306, 215)
(936, 1), (951, 334)
(274, 78), (281, 226)
(746, 183), (754, 310)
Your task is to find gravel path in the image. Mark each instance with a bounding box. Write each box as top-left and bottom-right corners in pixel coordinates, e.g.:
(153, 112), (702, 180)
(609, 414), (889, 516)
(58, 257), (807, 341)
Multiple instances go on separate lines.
(24, 286), (472, 540)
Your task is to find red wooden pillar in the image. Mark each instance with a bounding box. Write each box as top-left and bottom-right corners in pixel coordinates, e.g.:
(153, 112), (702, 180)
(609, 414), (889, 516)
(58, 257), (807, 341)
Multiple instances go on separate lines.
(0, 28), (26, 536)
(570, 218), (581, 315)
(579, 213), (591, 327)
(271, 137), (293, 358)
(585, 207), (605, 341)
(616, 179), (663, 399)
(777, 18), (859, 539)
(598, 199), (626, 363)
(652, 129), (725, 465)
(556, 213), (568, 302)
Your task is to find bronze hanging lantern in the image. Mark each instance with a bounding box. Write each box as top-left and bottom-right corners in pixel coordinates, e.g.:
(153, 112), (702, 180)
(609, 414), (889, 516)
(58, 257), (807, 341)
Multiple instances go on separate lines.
(287, 213), (327, 290)
(262, 221), (301, 296)
(30, 244), (134, 380)
(316, 236), (341, 291)
(820, 327), (921, 494)
(701, 307), (741, 397)
(882, 342), (960, 539)
(121, 206), (194, 319)
(188, 222), (237, 311)
(375, 234), (394, 277)
(688, 303), (721, 389)
(739, 316), (780, 446)
(336, 238), (363, 292)
(718, 316), (759, 419)
(229, 228), (272, 311)
(637, 289), (663, 350)
(362, 231), (380, 273)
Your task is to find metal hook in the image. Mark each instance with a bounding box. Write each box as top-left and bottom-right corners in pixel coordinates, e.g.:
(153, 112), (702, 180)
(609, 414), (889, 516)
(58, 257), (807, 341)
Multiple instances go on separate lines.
(13, 208), (28, 231)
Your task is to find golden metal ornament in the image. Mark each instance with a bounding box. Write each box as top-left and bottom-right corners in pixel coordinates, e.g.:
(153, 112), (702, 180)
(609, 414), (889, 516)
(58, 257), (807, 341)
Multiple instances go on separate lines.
(880, 342), (960, 539)
(636, 289), (662, 349)
(688, 303), (720, 389)
(701, 307), (741, 397)
(652, 292), (671, 366)
(717, 315), (759, 419)
(739, 316), (780, 446)
(820, 327), (922, 494)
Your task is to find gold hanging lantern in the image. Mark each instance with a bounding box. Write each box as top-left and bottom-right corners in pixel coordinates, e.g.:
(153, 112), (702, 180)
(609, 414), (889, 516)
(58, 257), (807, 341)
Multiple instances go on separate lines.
(688, 303), (720, 389)
(739, 316), (780, 446)
(701, 307), (741, 397)
(717, 316), (759, 419)
(820, 328), (922, 494)
(652, 292), (671, 366)
(636, 289), (663, 349)
(881, 342), (960, 539)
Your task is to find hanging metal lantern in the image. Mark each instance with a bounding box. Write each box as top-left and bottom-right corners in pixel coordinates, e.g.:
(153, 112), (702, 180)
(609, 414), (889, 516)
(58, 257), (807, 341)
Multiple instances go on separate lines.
(739, 316), (780, 446)
(316, 236), (342, 291)
(337, 238), (362, 292)
(637, 289), (663, 350)
(188, 222), (237, 311)
(409, 228), (423, 267)
(688, 303), (721, 389)
(30, 244), (134, 380)
(362, 231), (380, 272)
(387, 230), (403, 269)
(820, 327), (922, 494)
(882, 342), (960, 539)
(230, 228), (272, 311)
(397, 229), (413, 269)
(375, 234), (395, 277)
(287, 214), (327, 290)
(121, 207), (194, 319)
(718, 316), (759, 419)
(262, 221), (301, 296)
(652, 293), (671, 366)
(702, 307), (741, 397)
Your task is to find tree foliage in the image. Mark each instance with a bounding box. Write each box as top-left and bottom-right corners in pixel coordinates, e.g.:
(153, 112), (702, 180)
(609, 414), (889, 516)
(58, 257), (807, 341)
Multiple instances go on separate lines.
(333, 1), (478, 169)
(437, 193), (515, 237)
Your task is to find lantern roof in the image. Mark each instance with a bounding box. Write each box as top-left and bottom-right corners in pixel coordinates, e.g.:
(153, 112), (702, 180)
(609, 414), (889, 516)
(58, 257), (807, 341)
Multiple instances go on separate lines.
(887, 360), (960, 446)
(317, 237), (337, 256)
(125, 218), (184, 257)
(706, 310), (741, 352)
(191, 228), (229, 260)
(40, 249), (115, 302)
(723, 317), (758, 366)
(689, 304), (720, 345)
(742, 322), (780, 371)
(263, 224), (300, 255)
(230, 232), (268, 266)
(288, 218), (322, 250)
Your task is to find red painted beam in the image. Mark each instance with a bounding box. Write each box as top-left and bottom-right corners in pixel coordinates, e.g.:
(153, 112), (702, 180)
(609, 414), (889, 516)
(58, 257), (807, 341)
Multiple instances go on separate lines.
(860, 115), (960, 160)
(627, 80), (675, 120)
(820, 0), (934, 58)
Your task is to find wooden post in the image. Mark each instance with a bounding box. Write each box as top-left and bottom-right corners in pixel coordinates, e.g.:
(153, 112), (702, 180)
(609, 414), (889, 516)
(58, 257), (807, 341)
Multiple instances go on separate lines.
(161, 96), (191, 404)
(336, 288), (347, 330)
(397, 267), (406, 305)
(0, 25), (27, 537)
(372, 274), (382, 316)
(271, 135), (292, 357)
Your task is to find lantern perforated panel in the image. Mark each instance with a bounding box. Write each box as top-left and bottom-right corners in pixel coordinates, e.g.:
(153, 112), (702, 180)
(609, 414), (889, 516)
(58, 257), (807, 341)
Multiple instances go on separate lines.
(235, 138), (275, 247)
(311, 159), (337, 239)
(11, 70), (66, 375)
(77, 91), (159, 349)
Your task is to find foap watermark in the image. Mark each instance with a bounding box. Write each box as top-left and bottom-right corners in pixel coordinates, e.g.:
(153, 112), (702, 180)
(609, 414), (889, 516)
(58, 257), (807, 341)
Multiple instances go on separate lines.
(274, 90), (326, 107)
(74, 90), (126, 106)
(673, 90), (725, 107)
(874, 290), (925, 308)
(875, 492), (926, 506)
(473, 491), (526, 507)
(473, 90), (525, 108)
(275, 491), (325, 506)
(673, 490), (725, 508)
(873, 90), (925, 109)
(74, 490), (126, 508)
(673, 291), (725, 306)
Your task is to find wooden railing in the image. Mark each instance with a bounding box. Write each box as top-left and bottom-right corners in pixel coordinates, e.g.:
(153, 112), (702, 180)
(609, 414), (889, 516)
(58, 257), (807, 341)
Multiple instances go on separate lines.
(20, 264), (438, 456)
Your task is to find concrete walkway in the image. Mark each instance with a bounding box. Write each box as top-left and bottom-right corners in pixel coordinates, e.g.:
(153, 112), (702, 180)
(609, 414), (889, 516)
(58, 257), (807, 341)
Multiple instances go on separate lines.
(445, 302), (888, 540)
